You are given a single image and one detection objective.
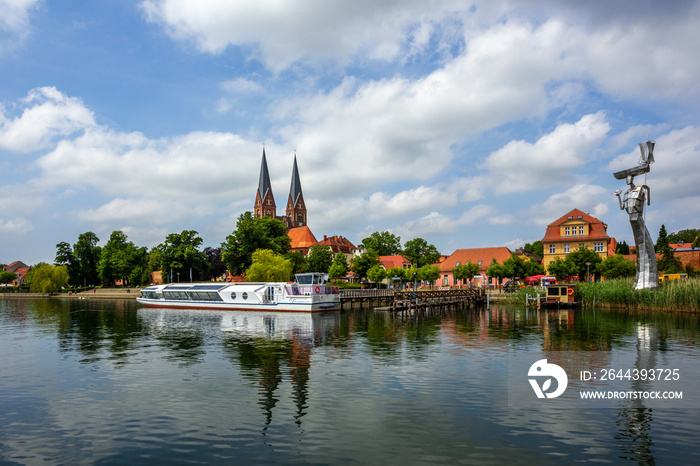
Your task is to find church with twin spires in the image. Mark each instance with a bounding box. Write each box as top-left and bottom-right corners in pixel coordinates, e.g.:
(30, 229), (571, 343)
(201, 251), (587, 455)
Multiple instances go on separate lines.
(253, 147), (357, 258)
(254, 147), (307, 229)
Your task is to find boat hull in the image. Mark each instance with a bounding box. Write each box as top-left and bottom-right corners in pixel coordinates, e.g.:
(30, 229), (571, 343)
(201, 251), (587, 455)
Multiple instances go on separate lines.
(136, 297), (339, 312)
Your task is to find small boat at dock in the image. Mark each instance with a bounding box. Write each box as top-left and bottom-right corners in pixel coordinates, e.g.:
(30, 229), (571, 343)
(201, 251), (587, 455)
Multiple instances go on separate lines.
(137, 273), (339, 312)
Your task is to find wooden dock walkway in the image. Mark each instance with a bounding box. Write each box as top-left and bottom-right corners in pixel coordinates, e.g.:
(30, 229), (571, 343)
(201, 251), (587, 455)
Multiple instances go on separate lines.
(339, 289), (394, 309)
(339, 288), (486, 312)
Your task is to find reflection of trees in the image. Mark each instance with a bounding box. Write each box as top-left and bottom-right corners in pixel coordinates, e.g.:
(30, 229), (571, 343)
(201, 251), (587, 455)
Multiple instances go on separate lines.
(8, 298), (146, 363)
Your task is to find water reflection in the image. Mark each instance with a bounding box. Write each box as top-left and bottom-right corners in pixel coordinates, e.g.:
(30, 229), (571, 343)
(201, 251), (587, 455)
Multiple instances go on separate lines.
(1, 299), (699, 464)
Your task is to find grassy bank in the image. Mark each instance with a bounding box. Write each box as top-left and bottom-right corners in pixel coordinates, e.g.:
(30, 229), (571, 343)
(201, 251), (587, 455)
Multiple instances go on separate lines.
(578, 277), (700, 312)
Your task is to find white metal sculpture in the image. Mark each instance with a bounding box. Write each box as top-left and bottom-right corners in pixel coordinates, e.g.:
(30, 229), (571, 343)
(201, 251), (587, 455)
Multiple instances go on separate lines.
(614, 141), (658, 290)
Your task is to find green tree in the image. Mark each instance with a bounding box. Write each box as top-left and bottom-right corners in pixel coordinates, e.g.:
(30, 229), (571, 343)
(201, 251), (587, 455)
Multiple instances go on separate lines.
(54, 241), (80, 286)
(523, 259), (545, 277)
(417, 264), (441, 287)
(245, 249), (292, 282)
(523, 241), (544, 259)
(402, 238), (441, 268)
(351, 250), (380, 281)
(204, 247), (227, 281)
(367, 264), (387, 288)
(486, 259), (506, 287)
(657, 247), (683, 273)
(615, 240), (631, 255)
(99, 230), (149, 286)
(306, 245), (334, 273)
(454, 262), (480, 287)
(385, 266), (409, 288)
(567, 246), (603, 281)
(285, 251), (307, 275)
(0, 270), (16, 284)
(547, 257), (578, 282)
(221, 212), (291, 275)
(361, 231), (402, 255)
(597, 255), (636, 279)
(656, 224), (670, 251)
(157, 230), (209, 282)
(667, 228), (700, 245)
(73, 232), (101, 286)
(502, 255), (527, 281)
(328, 253), (349, 280)
(27, 263), (69, 293)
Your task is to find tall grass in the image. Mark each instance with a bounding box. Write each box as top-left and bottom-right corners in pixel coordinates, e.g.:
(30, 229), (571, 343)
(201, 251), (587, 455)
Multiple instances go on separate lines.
(578, 277), (700, 312)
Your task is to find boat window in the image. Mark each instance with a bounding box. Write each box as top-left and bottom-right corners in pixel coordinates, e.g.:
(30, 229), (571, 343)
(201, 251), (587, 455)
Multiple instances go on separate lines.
(242, 292), (248, 300)
(231, 292), (236, 300)
(296, 274), (313, 285)
(547, 287), (560, 296)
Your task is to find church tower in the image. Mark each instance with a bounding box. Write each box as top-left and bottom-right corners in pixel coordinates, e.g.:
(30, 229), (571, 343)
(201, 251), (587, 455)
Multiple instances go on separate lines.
(286, 154), (307, 227)
(254, 147), (276, 219)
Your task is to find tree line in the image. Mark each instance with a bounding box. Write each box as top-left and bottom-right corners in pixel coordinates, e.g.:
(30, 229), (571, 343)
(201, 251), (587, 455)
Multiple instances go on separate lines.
(13, 217), (698, 293)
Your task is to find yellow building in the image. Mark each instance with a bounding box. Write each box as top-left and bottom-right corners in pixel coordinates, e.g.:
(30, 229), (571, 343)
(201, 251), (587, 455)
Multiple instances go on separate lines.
(541, 209), (617, 270)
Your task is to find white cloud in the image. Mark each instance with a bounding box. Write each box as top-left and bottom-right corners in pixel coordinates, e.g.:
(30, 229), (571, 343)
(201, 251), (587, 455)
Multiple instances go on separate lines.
(220, 78), (264, 94)
(140, 0), (470, 71)
(526, 184), (611, 227)
(608, 125), (700, 201)
(482, 112), (610, 194)
(367, 185), (453, 219)
(0, 87), (95, 153)
(0, 0), (40, 46)
(73, 198), (191, 225)
(0, 216), (32, 234)
(581, 11), (700, 103)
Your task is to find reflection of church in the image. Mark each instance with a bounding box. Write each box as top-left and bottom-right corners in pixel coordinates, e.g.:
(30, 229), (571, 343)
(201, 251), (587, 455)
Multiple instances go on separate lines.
(254, 148), (307, 229)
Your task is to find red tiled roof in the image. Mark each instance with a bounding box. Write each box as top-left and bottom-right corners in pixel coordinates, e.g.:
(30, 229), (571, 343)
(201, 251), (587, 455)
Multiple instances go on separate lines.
(379, 255), (411, 269)
(3, 261), (28, 273)
(670, 242), (697, 250)
(287, 226), (318, 249)
(316, 235), (356, 254)
(541, 208), (610, 243)
(439, 247), (513, 272)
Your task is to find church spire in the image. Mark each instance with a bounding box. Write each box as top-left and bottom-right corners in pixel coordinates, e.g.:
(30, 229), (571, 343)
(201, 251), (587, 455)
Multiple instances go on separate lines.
(286, 152), (306, 227)
(254, 147), (276, 219)
(289, 153), (303, 206)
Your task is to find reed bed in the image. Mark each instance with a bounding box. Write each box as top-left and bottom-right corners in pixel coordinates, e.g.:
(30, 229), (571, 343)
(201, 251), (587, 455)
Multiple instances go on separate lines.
(577, 277), (700, 312)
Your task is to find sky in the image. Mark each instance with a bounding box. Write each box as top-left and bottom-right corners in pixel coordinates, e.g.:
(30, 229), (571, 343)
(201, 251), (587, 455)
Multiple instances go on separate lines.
(1, 0), (700, 266)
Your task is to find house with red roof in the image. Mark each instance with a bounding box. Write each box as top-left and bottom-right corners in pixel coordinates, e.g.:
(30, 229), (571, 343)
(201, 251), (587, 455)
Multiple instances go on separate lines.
(379, 255), (412, 270)
(438, 247), (513, 287)
(541, 209), (616, 270)
(3, 261), (31, 286)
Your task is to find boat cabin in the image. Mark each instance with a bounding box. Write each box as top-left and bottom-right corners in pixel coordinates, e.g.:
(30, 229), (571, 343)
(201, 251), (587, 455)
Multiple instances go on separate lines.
(295, 273), (329, 285)
(545, 284), (577, 306)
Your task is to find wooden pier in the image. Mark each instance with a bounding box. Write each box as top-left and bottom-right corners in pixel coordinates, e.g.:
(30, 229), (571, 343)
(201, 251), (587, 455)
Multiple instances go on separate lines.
(339, 289), (394, 309)
(339, 288), (486, 312)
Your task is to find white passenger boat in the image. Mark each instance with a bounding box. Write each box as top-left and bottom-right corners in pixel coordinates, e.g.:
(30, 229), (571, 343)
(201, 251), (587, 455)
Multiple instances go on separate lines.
(137, 273), (340, 312)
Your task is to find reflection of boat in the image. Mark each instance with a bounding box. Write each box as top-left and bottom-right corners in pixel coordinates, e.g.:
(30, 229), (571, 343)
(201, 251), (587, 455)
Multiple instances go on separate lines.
(137, 273), (340, 312)
(219, 310), (340, 339)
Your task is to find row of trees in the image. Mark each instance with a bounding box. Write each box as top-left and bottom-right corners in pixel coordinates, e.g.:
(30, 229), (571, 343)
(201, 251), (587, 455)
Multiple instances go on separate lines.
(240, 228), (445, 287)
(27, 214), (698, 293)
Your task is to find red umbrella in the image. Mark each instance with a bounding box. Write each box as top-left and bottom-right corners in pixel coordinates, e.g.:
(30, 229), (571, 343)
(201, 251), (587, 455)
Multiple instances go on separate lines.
(523, 274), (548, 283)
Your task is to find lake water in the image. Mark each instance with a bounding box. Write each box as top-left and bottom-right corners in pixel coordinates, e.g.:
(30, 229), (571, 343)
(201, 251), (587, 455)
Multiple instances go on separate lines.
(1, 297), (699, 465)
